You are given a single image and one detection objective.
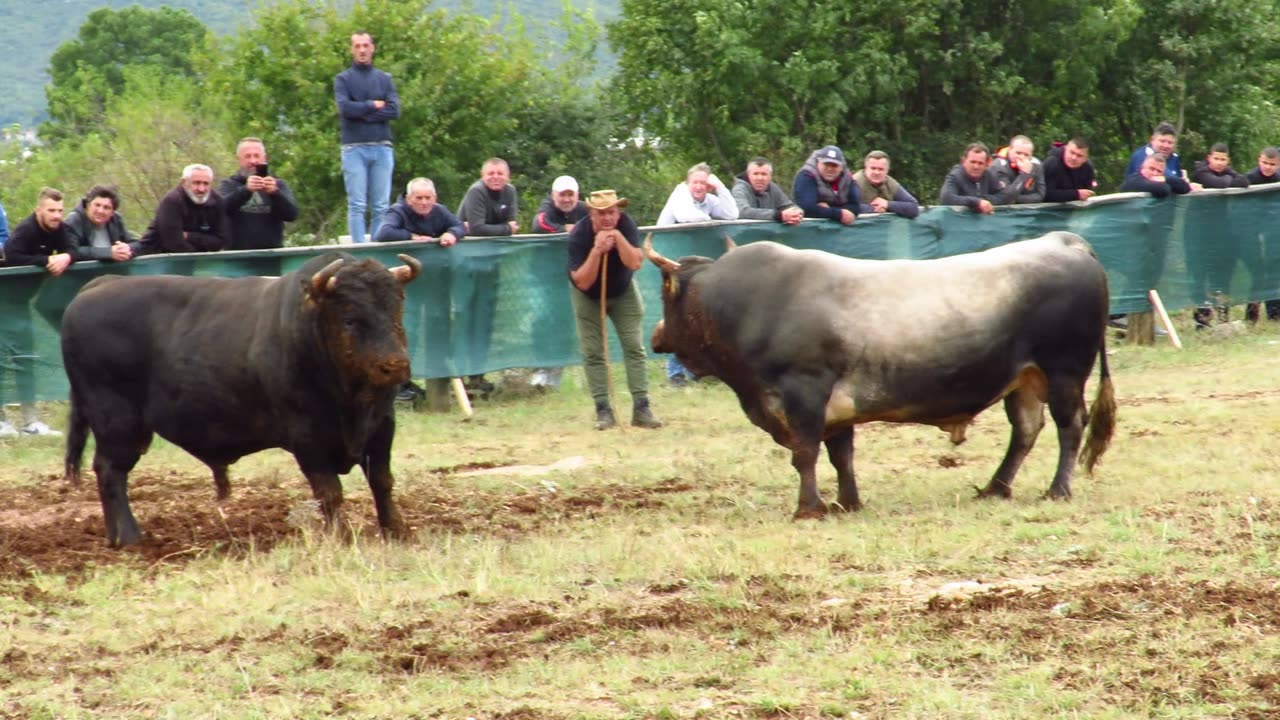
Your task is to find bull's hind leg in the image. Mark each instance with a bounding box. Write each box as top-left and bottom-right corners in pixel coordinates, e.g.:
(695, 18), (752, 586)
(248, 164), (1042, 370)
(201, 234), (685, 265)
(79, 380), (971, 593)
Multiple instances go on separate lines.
(978, 385), (1045, 499)
(824, 426), (861, 511)
(1045, 378), (1089, 500)
(360, 415), (408, 539)
(93, 448), (144, 548)
(210, 464), (231, 501)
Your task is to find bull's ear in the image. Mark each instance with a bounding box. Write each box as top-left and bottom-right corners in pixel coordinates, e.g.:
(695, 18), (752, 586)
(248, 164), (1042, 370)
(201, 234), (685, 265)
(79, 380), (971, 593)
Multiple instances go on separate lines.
(389, 254), (422, 284)
(310, 258), (345, 297)
(664, 275), (680, 296)
(643, 233), (681, 273)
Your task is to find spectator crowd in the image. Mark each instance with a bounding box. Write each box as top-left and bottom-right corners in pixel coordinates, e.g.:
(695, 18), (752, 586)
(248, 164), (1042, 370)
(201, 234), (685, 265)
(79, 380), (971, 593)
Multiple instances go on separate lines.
(2, 33), (1279, 434)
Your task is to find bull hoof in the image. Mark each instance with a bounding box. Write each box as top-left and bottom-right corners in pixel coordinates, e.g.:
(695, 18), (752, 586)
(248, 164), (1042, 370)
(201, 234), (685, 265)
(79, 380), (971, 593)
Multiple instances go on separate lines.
(974, 484), (1013, 500)
(832, 499), (863, 513)
(792, 505), (829, 521)
(1043, 487), (1073, 501)
(61, 473), (81, 488)
(381, 520), (412, 541)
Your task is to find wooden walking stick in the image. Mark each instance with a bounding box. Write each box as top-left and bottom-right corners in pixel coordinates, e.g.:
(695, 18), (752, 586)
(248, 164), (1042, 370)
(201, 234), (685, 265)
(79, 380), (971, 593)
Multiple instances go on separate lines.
(600, 249), (623, 430)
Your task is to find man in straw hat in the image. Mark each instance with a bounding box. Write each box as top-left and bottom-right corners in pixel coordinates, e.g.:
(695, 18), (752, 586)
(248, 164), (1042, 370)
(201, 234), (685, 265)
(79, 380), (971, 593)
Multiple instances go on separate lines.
(567, 189), (662, 430)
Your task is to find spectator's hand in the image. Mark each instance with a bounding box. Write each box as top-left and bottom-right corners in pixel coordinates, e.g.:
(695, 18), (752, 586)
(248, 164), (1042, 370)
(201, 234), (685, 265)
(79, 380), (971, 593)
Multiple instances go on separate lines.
(260, 176), (279, 194)
(508, 220), (520, 234)
(410, 233), (431, 242)
(373, 100), (386, 110)
(440, 232), (458, 247)
(564, 223), (575, 233)
(1077, 189), (1096, 201)
(593, 230), (617, 253)
(706, 173), (724, 194)
(246, 175), (267, 192)
(869, 197), (889, 213)
(976, 199), (995, 214)
(1015, 157), (1033, 174)
(780, 206), (804, 225)
(817, 202), (830, 208)
(838, 209), (856, 225)
(110, 242), (133, 262)
(47, 252), (72, 276)
(1190, 182), (1205, 192)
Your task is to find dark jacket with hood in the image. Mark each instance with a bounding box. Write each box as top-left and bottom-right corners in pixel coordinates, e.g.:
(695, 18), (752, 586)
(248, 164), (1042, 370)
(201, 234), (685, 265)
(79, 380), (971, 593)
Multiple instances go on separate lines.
(219, 173), (300, 250)
(140, 185), (227, 254)
(1041, 145), (1098, 202)
(792, 151), (861, 221)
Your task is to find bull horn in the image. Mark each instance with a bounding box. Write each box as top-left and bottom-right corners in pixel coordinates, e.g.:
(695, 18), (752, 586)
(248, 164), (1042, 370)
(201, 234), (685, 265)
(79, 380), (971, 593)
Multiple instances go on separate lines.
(642, 233), (681, 273)
(311, 258), (345, 296)
(389, 254), (422, 284)
(723, 232), (737, 251)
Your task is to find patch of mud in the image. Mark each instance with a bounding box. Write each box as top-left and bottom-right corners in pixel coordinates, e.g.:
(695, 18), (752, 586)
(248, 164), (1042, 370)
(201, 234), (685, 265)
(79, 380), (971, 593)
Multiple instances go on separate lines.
(0, 472), (697, 581)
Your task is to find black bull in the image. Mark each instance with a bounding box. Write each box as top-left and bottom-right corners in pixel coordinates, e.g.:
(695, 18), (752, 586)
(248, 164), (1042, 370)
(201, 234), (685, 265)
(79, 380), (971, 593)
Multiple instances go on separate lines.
(60, 252), (421, 547)
(645, 232), (1116, 517)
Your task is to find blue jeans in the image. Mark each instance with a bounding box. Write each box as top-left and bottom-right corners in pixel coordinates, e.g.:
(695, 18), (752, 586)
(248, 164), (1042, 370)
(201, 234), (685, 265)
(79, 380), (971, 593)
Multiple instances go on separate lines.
(666, 355), (696, 380)
(341, 144), (394, 243)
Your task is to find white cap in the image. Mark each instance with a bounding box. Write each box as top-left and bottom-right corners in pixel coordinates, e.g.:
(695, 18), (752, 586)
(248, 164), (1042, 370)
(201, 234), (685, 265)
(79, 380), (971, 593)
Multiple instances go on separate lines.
(552, 175), (578, 193)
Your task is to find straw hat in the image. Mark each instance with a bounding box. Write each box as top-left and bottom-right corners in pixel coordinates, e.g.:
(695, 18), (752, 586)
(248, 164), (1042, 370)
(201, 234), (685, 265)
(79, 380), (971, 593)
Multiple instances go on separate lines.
(585, 189), (629, 210)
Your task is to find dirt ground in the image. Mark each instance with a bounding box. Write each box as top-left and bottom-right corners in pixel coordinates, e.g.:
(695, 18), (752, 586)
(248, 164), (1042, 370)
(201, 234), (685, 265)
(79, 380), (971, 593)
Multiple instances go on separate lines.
(0, 465), (693, 581)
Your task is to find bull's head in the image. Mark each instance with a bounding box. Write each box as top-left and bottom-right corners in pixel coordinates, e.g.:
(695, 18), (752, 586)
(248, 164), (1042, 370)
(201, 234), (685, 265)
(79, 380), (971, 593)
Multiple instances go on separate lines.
(307, 254), (422, 394)
(643, 235), (724, 378)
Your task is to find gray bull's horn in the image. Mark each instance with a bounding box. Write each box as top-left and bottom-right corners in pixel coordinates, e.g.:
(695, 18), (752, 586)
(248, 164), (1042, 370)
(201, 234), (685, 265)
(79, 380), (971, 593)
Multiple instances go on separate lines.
(724, 232), (737, 251)
(643, 234), (681, 272)
(390, 254), (422, 284)
(311, 258), (345, 296)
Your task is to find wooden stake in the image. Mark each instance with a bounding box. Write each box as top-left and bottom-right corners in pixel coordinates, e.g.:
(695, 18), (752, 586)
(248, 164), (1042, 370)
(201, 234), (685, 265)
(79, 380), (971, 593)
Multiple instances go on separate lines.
(450, 377), (474, 418)
(1147, 289), (1183, 349)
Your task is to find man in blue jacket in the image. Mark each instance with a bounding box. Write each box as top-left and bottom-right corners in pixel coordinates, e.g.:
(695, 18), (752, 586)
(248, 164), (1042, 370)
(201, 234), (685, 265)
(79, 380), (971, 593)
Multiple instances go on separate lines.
(335, 32), (400, 243)
(373, 178), (465, 245)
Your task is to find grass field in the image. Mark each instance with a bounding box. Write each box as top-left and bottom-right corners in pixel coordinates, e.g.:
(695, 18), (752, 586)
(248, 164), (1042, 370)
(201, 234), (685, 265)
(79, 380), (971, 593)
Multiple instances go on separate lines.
(1, 317), (1279, 719)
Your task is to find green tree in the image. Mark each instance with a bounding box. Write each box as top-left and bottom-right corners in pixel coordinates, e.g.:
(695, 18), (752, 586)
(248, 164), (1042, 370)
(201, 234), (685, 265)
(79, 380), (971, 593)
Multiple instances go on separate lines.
(43, 5), (211, 141)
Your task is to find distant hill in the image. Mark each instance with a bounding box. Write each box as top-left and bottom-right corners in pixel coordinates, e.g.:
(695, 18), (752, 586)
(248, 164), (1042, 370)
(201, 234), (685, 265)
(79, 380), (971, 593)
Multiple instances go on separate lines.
(0, 0), (618, 128)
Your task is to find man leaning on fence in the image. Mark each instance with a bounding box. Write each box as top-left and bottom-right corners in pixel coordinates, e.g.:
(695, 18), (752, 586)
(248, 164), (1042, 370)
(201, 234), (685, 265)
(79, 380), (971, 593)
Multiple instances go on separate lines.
(0, 187), (70, 436)
(567, 190), (661, 431)
(140, 164), (227, 254)
(731, 157), (804, 225)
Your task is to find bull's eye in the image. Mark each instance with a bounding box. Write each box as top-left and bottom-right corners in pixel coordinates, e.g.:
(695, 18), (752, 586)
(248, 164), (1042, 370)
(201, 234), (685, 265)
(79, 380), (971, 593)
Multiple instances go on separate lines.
(343, 317), (360, 332)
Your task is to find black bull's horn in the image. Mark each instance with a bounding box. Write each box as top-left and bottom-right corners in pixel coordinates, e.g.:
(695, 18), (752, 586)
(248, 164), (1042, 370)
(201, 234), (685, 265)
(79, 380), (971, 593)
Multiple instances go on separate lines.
(311, 254), (422, 296)
(642, 234), (681, 273)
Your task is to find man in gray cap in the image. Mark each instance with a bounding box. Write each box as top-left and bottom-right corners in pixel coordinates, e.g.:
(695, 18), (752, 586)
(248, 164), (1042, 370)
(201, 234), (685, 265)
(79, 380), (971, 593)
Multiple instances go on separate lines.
(792, 144), (859, 224)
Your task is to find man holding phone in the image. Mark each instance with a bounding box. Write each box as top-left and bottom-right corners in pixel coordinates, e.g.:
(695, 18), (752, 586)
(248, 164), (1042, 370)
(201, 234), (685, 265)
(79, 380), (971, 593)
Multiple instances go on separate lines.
(220, 136), (299, 250)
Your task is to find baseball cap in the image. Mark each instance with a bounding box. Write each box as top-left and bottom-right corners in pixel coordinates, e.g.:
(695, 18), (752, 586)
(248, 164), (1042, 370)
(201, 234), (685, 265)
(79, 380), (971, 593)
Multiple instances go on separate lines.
(552, 175), (578, 193)
(817, 145), (846, 165)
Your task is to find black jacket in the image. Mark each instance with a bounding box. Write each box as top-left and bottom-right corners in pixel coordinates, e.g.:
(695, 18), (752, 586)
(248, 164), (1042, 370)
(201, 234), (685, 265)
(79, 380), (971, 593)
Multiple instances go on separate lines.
(219, 173), (300, 250)
(63, 200), (141, 260)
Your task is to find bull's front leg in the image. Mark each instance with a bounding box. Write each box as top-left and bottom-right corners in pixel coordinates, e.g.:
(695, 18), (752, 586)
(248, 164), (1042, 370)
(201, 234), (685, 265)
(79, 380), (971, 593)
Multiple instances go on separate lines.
(297, 460), (350, 537)
(361, 414), (408, 539)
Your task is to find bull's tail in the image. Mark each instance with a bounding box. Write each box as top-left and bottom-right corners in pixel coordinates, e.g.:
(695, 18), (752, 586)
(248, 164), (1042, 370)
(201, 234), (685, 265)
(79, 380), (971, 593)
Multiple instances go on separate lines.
(1079, 335), (1116, 474)
(62, 385), (89, 486)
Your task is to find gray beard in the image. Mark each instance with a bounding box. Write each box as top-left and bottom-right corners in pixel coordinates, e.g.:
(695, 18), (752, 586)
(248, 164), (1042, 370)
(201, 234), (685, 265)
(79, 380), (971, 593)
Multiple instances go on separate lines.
(185, 188), (211, 205)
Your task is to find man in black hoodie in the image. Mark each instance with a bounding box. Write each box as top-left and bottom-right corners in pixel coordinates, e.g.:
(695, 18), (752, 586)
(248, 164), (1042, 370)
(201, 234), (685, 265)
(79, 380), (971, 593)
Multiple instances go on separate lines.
(140, 164), (228, 254)
(1042, 139), (1098, 202)
(219, 137), (299, 250)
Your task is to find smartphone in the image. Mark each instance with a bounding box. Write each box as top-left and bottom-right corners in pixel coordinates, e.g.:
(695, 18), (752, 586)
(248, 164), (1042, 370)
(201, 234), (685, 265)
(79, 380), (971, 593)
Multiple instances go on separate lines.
(255, 163), (270, 177)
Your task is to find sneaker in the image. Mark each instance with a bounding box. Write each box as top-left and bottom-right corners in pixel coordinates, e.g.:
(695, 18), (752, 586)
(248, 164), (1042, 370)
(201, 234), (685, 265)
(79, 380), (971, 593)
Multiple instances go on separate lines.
(21, 421), (62, 437)
(396, 381), (425, 403)
(668, 375), (688, 388)
(0, 421), (17, 438)
(593, 404), (617, 431)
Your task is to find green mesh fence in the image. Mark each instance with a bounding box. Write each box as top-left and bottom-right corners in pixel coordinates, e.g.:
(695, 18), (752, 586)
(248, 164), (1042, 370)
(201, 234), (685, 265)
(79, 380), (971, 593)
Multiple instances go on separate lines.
(3, 185), (1279, 402)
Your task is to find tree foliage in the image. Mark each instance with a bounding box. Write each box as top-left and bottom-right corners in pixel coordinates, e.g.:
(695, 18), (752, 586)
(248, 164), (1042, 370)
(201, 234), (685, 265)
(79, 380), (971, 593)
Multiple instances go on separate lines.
(42, 5), (212, 141)
(608, 0), (1280, 199)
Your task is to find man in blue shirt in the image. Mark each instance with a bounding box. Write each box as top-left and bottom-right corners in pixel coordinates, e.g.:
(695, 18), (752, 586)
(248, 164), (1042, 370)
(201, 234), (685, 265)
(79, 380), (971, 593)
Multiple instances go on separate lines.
(334, 32), (400, 243)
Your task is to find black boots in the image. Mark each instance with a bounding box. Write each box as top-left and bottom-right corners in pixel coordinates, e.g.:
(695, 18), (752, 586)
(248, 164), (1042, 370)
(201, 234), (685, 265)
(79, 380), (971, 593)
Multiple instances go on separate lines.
(592, 397), (662, 430)
(593, 401), (617, 431)
(631, 396), (663, 429)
